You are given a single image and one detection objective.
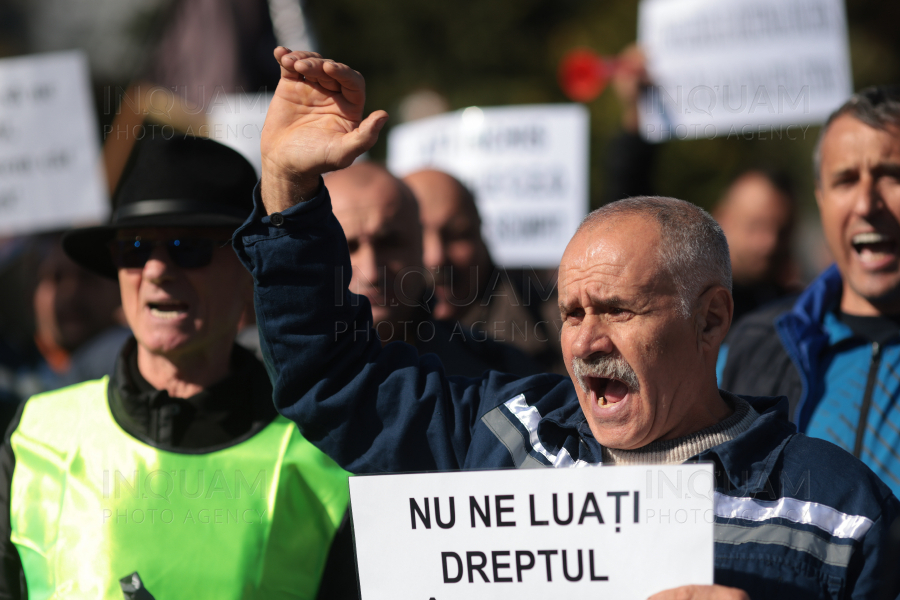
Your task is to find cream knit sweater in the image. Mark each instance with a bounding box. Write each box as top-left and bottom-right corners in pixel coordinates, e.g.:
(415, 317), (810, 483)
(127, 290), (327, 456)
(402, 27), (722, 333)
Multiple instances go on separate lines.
(601, 396), (759, 465)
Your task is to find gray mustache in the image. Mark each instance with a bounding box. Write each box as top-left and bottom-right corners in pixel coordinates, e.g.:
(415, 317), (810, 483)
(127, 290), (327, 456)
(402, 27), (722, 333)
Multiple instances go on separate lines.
(572, 355), (640, 394)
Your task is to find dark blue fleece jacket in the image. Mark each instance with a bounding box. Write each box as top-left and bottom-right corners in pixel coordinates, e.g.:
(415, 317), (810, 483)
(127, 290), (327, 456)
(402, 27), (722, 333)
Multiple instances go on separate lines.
(235, 182), (900, 599)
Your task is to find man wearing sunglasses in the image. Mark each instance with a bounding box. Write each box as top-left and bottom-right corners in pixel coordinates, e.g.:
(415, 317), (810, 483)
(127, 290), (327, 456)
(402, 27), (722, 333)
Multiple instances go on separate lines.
(0, 135), (355, 599)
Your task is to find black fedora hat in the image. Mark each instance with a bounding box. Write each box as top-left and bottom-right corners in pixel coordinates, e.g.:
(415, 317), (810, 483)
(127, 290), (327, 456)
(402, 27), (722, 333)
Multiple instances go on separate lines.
(63, 134), (258, 279)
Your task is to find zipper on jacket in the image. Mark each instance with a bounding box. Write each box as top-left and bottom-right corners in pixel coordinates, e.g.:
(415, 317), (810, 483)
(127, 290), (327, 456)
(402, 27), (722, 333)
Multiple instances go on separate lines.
(853, 341), (882, 459)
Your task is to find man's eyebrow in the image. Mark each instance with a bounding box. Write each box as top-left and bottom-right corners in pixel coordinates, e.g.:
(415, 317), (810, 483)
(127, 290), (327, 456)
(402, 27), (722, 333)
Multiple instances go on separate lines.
(872, 162), (900, 179)
(592, 295), (628, 308)
(372, 224), (406, 240)
(559, 295), (628, 313)
(558, 299), (577, 313)
(827, 167), (858, 182)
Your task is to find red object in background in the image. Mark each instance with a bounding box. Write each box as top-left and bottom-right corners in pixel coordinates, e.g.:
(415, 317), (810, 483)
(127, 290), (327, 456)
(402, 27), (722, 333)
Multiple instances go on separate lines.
(558, 49), (615, 103)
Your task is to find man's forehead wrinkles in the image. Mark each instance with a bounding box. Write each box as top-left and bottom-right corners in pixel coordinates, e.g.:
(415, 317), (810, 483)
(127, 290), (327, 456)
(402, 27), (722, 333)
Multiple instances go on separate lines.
(561, 276), (644, 305)
(825, 119), (900, 167)
(562, 259), (655, 289)
(562, 260), (626, 280)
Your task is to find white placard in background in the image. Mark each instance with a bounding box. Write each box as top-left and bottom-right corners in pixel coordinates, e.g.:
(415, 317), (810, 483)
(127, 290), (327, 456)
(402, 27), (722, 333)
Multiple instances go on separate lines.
(388, 104), (589, 268)
(0, 51), (109, 236)
(206, 92), (273, 176)
(350, 465), (714, 600)
(638, 0), (853, 142)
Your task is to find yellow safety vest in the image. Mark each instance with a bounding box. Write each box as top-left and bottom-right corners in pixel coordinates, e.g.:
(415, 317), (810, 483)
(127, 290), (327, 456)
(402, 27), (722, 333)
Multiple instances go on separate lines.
(9, 377), (351, 599)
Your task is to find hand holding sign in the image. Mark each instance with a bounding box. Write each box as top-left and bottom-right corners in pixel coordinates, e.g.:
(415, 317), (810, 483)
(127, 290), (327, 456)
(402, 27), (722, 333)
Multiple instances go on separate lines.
(649, 584), (750, 600)
(260, 48), (389, 213)
(350, 465), (715, 600)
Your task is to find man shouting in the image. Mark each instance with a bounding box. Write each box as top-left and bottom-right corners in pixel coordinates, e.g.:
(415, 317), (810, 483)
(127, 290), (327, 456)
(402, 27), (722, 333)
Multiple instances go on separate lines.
(234, 48), (900, 599)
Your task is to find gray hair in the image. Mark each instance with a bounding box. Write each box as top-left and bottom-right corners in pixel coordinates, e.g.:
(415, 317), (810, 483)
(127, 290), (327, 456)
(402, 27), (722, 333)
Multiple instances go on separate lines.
(578, 196), (732, 318)
(814, 86), (900, 186)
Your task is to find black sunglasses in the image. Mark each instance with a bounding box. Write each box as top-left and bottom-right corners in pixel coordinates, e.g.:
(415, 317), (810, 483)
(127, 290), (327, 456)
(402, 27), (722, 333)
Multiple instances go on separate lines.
(108, 238), (230, 269)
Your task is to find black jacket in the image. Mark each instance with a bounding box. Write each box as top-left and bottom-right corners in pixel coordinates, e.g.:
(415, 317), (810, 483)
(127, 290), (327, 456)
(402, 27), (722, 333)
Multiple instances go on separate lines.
(720, 296), (802, 417)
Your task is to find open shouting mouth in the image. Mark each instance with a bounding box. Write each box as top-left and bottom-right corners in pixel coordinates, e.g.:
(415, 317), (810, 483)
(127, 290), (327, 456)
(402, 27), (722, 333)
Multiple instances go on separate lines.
(572, 355), (639, 414)
(851, 231), (898, 269)
(584, 376), (630, 408)
(147, 301), (189, 320)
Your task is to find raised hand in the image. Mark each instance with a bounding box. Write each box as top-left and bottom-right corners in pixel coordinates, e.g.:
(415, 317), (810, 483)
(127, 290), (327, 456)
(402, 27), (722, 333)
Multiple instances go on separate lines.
(260, 48), (389, 213)
(611, 44), (649, 134)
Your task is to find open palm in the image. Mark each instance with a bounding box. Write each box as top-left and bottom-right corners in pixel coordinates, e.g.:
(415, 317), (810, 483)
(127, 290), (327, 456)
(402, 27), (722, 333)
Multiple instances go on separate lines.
(261, 48), (388, 207)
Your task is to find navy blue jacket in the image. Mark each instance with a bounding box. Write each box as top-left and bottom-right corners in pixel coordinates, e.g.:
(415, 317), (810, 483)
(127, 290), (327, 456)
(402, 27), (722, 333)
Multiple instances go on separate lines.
(235, 182), (900, 599)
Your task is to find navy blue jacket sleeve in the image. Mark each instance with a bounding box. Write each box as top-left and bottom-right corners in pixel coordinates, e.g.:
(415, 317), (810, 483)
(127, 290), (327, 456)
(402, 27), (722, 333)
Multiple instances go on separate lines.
(233, 181), (511, 474)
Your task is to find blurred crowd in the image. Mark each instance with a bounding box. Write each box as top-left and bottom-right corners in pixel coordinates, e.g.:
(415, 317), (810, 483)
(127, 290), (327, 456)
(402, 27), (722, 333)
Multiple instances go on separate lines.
(0, 46), (809, 410)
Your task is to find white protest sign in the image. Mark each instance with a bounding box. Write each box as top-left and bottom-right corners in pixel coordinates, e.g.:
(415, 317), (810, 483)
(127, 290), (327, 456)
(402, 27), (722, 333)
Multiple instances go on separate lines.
(205, 92), (273, 176)
(638, 0), (853, 142)
(0, 51), (109, 236)
(350, 464), (714, 600)
(387, 104), (589, 268)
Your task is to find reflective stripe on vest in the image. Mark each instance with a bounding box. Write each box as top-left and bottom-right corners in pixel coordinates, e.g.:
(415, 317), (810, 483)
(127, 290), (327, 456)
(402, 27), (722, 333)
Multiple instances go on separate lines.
(10, 377), (351, 600)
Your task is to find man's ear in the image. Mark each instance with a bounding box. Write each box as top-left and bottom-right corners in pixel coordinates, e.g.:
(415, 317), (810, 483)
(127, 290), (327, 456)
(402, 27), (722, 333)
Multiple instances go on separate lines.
(694, 285), (733, 352)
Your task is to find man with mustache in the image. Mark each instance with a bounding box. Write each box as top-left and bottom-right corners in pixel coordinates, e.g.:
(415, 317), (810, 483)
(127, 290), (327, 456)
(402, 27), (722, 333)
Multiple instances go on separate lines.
(720, 87), (900, 499)
(235, 48), (900, 598)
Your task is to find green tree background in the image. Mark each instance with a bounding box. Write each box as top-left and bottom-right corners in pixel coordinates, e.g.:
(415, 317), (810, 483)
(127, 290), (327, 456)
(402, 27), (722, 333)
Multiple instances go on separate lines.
(306, 0), (899, 218)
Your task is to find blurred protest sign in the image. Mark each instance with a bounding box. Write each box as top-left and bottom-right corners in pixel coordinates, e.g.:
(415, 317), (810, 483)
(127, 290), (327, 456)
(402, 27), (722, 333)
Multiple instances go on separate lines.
(101, 87), (271, 182)
(350, 465), (714, 600)
(206, 92), (273, 176)
(388, 104), (589, 268)
(638, 0), (852, 142)
(0, 51), (109, 237)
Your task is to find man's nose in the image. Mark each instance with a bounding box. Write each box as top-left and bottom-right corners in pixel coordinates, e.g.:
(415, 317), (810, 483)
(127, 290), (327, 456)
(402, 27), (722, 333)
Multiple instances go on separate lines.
(143, 243), (176, 282)
(751, 225), (779, 257)
(570, 316), (614, 359)
(852, 171), (885, 218)
(351, 244), (382, 290)
(421, 230), (446, 271)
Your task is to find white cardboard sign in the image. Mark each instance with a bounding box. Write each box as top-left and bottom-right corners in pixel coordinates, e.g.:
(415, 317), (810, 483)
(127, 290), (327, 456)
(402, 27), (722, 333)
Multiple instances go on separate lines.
(638, 0), (853, 142)
(387, 104), (589, 268)
(350, 464), (714, 600)
(0, 51), (109, 236)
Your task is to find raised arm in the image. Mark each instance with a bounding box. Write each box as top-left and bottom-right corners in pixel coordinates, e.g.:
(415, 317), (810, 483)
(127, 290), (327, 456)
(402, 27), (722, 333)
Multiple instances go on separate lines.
(259, 48), (388, 211)
(235, 50), (511, 474)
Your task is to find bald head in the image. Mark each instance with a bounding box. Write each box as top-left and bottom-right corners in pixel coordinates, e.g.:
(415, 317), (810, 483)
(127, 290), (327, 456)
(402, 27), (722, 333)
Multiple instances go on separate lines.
(326, 163), (425, 340)
(404, 170), (480, 224)
(329, 162), (420, 224)
(403, 169), (491, 321)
